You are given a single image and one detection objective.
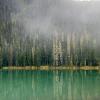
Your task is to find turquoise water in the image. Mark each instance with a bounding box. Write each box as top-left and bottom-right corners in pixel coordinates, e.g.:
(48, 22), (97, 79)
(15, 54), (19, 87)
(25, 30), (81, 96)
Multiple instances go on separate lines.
(0, 70), (100, 100)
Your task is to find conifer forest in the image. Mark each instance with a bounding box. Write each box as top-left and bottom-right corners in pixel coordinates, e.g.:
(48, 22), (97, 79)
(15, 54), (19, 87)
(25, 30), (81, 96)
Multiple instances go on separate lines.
(0, 0), (100, 67)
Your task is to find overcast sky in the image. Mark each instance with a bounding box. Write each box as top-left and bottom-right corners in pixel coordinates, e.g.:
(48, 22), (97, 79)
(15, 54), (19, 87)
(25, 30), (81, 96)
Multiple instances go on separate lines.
(11, 0), (100, 42)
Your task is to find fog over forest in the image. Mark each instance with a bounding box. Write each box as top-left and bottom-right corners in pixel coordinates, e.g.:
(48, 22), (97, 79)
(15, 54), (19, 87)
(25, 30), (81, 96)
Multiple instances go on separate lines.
(13, 0), (100, 38)
(0, 0), (100, 67)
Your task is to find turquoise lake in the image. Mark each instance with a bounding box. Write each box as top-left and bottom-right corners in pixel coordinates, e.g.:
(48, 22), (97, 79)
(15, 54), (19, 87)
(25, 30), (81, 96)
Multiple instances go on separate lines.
(0, 70), (100, 100)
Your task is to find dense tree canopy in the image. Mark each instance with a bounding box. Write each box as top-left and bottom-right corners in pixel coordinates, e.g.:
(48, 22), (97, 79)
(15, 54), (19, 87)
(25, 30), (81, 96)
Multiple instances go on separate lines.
(0, 0), (100, 67)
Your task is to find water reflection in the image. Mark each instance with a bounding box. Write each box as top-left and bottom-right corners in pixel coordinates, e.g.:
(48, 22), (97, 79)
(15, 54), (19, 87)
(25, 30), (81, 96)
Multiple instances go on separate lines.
(0, 70), (100, 100)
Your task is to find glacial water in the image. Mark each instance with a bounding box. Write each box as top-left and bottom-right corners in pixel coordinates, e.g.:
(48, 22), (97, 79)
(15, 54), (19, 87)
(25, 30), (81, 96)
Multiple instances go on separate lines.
(0, 70), (100, 100)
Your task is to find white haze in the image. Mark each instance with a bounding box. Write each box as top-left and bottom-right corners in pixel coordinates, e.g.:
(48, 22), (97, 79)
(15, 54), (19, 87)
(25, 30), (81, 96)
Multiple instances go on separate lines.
(11, 0), (100, 43)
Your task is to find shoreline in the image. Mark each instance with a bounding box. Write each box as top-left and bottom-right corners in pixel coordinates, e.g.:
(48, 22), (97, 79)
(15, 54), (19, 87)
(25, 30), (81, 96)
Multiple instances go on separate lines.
(0, 66), (100, 71)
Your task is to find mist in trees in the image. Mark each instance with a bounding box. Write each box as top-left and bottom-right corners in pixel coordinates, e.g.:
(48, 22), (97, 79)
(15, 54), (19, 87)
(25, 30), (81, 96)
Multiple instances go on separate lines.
(0, 0), (100, 67)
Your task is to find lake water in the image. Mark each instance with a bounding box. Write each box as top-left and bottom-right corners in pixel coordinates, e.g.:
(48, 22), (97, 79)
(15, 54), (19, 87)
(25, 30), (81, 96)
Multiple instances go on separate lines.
(0, 70), (100, 100)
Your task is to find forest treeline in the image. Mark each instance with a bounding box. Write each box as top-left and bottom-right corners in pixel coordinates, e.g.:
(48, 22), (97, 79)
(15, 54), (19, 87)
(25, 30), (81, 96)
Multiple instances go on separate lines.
(0, 0), (100, 67)
(0, 27), (99, 67)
